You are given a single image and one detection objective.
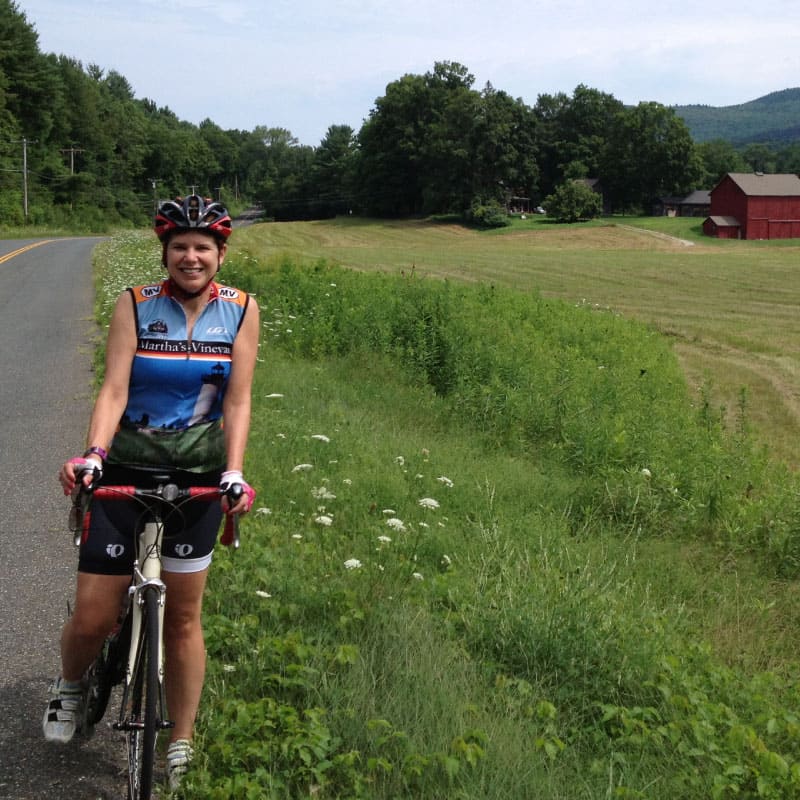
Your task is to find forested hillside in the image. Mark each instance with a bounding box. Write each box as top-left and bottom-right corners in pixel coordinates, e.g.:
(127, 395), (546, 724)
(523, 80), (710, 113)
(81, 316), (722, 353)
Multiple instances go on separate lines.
(3, 0), (800, 228)
(674, 88), (800, 144)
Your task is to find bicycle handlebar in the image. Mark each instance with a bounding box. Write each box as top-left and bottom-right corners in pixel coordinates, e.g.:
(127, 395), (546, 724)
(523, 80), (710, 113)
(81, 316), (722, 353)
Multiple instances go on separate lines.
(70, 468), (244, 549)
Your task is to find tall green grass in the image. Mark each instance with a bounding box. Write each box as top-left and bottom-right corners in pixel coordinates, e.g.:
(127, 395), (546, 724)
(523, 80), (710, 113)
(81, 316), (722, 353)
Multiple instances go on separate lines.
(92, 234), (800, 799)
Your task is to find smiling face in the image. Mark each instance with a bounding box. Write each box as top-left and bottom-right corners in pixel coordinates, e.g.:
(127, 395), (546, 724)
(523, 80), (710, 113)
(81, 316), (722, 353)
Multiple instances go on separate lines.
(164, 230), (227, 295)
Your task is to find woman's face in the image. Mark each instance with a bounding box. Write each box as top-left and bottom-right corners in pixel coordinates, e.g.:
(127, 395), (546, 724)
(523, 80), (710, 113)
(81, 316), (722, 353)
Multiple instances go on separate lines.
(164, 231), (226, 295)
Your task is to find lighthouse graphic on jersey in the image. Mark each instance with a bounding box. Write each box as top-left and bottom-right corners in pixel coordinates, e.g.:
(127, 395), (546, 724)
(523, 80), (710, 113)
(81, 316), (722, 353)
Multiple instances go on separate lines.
(189, 363), (226, 426)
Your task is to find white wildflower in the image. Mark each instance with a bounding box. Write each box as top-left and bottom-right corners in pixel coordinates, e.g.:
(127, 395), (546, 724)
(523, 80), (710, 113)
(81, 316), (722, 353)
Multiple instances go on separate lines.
(377, 535), (392, 544)
(315, 514), (334, 527)
(292, 534), (303, 540)
(344, 558), (362, 570)
(441, 554), (452, 567)
(382, 508), (396, 515)
(255, 507), (271, 516)
(394, 456), (405, 466)
(312, 486), (337, 501)
(292, 463), (313, 473)
(342, 478), (352, 485)
(311, 434), (330, 443)
(412, 572), (424, 581)
(223, 664), (236, 673)
(265, 393), (284, 399)
(641, 468), (652, 478)
(437, 476), (454, 488)
(255, 590), (272, 599)
(418, 497), (440, 510)
(386, 518), (406, 532)
(419, 521), (429, 528)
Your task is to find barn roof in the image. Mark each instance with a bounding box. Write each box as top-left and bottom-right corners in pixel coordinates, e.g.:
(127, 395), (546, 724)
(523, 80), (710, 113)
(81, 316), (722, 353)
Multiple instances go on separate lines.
(706, 215), (741, 227)
(682, 190), (711, 204)
(722, 173), (800, 196)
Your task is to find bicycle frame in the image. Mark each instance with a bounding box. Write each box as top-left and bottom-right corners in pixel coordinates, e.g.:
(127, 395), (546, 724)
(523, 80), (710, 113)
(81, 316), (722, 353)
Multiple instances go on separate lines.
(119, 516), (170, 736)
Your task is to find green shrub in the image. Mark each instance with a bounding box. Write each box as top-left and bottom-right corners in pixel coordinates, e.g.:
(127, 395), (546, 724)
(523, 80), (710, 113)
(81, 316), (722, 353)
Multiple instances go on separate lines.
(544, 180), (603, 223)
(465, 197), (511, 229)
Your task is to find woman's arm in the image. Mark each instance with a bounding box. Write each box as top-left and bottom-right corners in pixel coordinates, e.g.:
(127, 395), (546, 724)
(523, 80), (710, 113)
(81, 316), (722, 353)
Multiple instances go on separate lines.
(86, 291), (138, 449)
(223, 298), (260, 475)
(59, 291), (137, 493)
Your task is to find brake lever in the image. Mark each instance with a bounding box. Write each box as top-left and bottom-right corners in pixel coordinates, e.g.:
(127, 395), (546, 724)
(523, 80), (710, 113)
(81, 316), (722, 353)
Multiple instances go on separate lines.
(222, 483), (243, 549)
(69, 466), (100, 546)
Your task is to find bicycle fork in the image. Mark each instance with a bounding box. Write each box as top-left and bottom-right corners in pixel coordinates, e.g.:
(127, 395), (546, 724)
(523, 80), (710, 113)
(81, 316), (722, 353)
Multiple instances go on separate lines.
(114, 520), (174, 734)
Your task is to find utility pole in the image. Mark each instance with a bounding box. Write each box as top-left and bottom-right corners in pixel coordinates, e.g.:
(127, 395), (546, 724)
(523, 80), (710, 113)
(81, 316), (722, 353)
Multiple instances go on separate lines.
(3, 138), (36, 220)
(60, 146), (84, 174)
(149, 178), (159, 213)
(60, 146), (85, 210)
(214, 186), (222, 201)
(22, 138), (28, 220)
(188, 184), (198, 195)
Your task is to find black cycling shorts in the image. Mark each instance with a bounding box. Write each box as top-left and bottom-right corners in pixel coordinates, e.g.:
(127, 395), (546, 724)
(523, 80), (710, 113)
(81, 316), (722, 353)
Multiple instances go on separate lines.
(77, 465), (223, 576)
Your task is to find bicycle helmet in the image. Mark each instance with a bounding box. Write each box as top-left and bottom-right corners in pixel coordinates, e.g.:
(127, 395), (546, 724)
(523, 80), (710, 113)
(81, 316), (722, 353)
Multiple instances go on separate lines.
(154, 195), (233, 242)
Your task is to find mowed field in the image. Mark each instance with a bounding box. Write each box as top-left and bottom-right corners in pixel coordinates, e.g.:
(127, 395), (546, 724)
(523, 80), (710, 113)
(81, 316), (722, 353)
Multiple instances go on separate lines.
(236, 216), (800, 467)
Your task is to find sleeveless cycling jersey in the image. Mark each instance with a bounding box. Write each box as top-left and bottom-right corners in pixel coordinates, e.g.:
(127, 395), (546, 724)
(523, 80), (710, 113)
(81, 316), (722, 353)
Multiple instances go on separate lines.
(122, 279), (249, 431)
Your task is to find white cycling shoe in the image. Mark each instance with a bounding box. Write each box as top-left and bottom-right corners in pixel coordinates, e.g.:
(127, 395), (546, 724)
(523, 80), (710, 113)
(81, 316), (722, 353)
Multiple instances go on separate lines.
(43, 677), (85, 743)
(166, 739), (194, 790)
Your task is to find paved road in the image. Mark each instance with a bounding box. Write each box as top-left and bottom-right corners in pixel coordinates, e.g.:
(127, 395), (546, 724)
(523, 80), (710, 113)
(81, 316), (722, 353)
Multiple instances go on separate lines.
(0, 237), (126, 799)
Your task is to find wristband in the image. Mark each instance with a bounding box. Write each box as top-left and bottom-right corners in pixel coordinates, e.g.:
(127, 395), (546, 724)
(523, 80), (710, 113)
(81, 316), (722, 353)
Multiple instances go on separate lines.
(83, 446), (108, 461)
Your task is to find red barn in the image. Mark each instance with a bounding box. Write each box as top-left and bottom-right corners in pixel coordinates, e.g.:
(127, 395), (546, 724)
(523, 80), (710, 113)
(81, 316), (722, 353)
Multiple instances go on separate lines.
(704, 172), (800, 240)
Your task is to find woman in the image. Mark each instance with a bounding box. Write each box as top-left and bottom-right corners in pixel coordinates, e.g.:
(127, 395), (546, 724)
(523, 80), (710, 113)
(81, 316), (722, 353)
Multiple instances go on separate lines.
(44, 195), (259, 790)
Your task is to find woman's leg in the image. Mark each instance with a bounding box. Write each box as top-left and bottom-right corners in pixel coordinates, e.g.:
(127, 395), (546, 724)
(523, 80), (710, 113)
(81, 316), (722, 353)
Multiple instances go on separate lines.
(162, 567), (209, 742)
(61, 572), (131, 681)
(45, 571), (130, 742)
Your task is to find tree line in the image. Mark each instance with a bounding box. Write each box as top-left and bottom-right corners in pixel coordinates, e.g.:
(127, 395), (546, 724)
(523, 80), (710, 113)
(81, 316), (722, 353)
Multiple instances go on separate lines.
(3, 0), (800, 229)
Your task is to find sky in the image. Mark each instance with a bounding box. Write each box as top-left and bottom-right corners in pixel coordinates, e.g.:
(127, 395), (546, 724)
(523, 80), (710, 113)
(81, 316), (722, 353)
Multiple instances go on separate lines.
(17, 0), (800, 147)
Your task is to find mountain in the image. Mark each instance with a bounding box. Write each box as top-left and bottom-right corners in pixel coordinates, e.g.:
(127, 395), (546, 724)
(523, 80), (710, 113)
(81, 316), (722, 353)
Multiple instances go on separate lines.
(672, 88), (800, 144)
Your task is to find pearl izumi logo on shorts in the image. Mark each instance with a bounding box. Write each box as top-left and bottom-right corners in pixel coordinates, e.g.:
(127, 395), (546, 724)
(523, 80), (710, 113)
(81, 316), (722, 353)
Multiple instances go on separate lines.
(106, 544), (125, 558)
(174, 544), (195, 557)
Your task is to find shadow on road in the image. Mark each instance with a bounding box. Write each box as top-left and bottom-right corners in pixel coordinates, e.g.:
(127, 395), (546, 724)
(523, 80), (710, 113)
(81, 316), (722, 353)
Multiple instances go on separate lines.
(0, 675), (127, 799)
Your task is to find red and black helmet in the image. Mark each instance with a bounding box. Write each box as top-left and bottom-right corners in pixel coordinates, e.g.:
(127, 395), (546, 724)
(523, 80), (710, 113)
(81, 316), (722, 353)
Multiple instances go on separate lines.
(154, 195), (233, 242)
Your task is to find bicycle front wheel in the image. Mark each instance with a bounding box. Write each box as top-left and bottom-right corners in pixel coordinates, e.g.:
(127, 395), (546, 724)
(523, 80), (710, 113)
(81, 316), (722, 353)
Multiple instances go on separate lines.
(125, 586), (161, 800)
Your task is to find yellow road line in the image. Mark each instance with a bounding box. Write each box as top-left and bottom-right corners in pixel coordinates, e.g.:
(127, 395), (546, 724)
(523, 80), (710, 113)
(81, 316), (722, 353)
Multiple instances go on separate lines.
(0, 240), (55, 265)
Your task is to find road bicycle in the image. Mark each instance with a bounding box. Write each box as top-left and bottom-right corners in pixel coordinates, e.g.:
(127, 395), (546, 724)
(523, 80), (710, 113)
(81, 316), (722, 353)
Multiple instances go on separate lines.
(69, 468), (242, 800)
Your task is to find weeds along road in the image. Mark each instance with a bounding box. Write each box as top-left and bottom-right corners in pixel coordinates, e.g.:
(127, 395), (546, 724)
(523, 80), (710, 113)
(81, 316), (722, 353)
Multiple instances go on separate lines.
(0, 237), (125, 799)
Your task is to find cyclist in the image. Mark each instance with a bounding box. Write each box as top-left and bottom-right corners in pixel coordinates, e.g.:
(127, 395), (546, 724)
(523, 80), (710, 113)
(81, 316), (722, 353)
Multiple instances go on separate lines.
(44, 195), (259, 790)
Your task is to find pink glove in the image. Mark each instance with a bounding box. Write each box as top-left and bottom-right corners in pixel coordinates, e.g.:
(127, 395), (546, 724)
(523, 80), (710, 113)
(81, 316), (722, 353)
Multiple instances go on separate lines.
(219, 470), (255, 513)
(61, 457), (103, 496)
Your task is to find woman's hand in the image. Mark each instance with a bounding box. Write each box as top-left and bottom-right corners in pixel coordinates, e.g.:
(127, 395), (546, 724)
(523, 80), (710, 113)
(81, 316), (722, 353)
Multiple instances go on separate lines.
(219, 470), (256, 515)
(59, 457), (103, 496)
